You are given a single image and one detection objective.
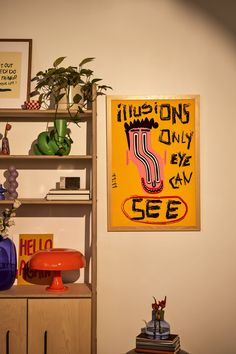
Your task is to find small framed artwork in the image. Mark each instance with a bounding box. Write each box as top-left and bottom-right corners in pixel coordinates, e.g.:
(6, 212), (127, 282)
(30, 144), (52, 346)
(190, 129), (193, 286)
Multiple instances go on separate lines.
(107, 95), (200, 231)
(0, 39), (32, 108)
(18, 234), (54, 285)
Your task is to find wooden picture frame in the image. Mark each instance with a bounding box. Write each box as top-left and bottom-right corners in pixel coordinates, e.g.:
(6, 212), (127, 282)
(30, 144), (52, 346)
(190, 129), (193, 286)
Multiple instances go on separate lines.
(0, 39), (32, 108)
(107, 95), (200, 231)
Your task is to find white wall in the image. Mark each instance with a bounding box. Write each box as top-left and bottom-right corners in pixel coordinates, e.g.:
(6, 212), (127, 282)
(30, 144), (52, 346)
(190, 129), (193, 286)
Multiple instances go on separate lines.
(1, 1), (236, 353)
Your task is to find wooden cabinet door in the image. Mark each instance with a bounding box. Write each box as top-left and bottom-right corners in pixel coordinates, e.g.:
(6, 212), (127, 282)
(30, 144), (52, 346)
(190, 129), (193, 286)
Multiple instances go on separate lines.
(0, 299), (27, 354)
(28, 298), (91, 354)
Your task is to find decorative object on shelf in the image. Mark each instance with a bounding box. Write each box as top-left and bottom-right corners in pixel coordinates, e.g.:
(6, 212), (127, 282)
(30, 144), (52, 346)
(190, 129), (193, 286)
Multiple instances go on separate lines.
(7, 165), (19, 199)
(145, 296), (170, 340)
(33, 118), (72, 155)
(0, 184), (7, 200)
(0, 199), (21, 237)
(0, 200), (21, 291)
(57, 85), (83, 111)
(29, 248), (86, 292)
(30, 56), (112, 114)
(60, 176), (80, 190)
(1, 123), (11, 155)
(18, 233), (54, 285)
(46, 188), (90, 201)
(0, 39), (32, 109)
(0, 236), (17, 291)
(24, 100), (41, 110)
(30, 56), (112, 156)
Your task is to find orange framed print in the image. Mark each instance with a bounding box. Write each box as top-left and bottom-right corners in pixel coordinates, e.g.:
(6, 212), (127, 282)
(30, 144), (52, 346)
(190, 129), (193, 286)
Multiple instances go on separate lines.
(106, 95), (200, 231)
(0, 39), (32, 108)
(17, 234), (54, 285)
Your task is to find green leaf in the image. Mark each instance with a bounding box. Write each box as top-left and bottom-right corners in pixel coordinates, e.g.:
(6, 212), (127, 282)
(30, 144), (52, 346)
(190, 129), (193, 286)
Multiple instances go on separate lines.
(73, 94), (83, 104)
(91, 78), (102, 84)
(31, 76), (39, 82)
(98, 85), (113, 90)
(80, 68), (93, 77)
(53, 57), (66, 68)
(30, 90), (39, 97)
(36, 70), (45, 76)
(79, 57), (95, 67)
(56, 92), (66, 102)
(67, 66), (78, 72)
(38, 93), (44, 104)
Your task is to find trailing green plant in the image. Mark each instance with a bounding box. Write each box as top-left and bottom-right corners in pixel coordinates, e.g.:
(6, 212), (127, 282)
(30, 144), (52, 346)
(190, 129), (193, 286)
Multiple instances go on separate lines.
(30, 56), (112, 121)
(30, 56), (112, 155)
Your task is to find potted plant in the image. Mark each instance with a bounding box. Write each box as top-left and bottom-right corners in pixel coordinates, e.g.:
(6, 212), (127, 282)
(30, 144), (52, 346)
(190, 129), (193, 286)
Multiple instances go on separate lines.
(30, 57), (112, 155)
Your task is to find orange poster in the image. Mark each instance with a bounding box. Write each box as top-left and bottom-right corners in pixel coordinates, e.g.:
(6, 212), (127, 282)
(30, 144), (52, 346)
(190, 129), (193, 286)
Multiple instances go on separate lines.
(107, 96), (200, 231)
(17, 234), (53, 285)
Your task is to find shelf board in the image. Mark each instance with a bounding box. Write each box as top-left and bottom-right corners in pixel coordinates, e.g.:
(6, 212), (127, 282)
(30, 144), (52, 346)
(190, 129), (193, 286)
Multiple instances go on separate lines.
(0, 155), (92, 160)
(0, 109), (92, 121)
(0, 283), (92, 298)
(0, 198), (92, 205)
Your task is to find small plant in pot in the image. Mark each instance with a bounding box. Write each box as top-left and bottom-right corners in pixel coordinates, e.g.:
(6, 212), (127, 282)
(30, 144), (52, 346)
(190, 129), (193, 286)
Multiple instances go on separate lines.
(30, 56), (112, 155)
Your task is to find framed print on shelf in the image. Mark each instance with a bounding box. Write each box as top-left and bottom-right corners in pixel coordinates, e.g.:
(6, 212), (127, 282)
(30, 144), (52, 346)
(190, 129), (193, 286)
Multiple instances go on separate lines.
(0, 39), (32, 108)
(106, 95), (200, 231)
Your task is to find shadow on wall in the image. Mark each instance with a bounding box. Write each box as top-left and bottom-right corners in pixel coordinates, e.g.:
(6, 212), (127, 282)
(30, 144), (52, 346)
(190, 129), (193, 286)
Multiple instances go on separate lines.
(179, 0), (236, 39)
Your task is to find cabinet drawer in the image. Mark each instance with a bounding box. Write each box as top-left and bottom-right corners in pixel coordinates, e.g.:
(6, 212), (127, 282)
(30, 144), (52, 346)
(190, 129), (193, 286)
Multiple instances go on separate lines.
(0, 299), (27, 354)
(28, 298), (91, 354)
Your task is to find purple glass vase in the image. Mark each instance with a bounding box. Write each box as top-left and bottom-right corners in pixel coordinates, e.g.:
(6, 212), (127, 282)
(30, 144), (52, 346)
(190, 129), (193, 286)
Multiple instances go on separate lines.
(0, 236), (17, 291)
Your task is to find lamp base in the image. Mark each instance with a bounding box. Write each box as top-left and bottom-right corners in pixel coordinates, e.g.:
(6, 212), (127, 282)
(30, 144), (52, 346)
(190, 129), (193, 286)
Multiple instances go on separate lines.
(46, 270), (68, 292)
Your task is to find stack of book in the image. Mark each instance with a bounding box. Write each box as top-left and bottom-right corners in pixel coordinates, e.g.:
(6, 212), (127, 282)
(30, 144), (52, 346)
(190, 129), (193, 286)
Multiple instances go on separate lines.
(135, 333), (181, 354)
(46, 189), (91, 201)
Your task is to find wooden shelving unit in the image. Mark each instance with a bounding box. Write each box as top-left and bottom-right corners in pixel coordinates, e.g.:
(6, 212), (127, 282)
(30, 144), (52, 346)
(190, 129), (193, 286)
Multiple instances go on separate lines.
(0, 198), (93, 205)
(0, 155), (92, 159)
(0, 98), (97, 353)
(0, 108), (92, 121)
(0, 283), (91, 298)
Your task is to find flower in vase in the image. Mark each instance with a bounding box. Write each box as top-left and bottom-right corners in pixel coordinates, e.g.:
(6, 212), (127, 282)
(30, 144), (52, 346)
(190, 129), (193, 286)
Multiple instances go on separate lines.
(0, 200), (21, 238)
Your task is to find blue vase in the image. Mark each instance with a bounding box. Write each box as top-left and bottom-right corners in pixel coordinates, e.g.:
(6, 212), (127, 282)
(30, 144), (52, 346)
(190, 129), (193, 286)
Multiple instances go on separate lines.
(145, 309), (170, 339)
(0, 184), (7, 200)
(0, 236), (17, 291)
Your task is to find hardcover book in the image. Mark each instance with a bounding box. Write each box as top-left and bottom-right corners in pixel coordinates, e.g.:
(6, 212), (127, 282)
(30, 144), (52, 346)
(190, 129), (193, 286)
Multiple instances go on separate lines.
(46, 193), (90, 200)
(48, 188), (90, 195)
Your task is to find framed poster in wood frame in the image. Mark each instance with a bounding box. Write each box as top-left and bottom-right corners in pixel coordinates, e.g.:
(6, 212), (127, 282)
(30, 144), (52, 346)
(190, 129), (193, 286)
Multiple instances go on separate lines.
(106, 95), (200, 231)
(0, 39), (32, 108)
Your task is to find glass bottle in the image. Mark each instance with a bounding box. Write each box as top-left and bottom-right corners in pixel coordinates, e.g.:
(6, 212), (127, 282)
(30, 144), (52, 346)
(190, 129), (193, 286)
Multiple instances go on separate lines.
(145, 309), (170, 339)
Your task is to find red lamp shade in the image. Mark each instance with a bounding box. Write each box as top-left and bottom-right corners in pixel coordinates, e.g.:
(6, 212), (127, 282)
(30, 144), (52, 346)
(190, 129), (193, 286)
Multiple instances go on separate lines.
(29, 248), (86, 292)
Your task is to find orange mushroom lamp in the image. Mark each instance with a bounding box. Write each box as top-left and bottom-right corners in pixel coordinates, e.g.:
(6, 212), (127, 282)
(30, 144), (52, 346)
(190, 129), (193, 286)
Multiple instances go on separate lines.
(29, 248), (86, 292)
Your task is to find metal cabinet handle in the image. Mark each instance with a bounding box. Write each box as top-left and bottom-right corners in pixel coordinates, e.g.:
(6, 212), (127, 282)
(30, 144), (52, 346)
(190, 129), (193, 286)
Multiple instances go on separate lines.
(44, 331), (47, 354)
(6, 330), (9, 354)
